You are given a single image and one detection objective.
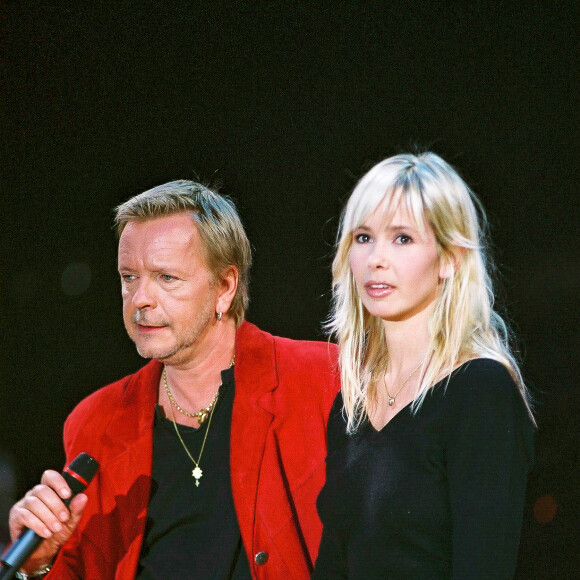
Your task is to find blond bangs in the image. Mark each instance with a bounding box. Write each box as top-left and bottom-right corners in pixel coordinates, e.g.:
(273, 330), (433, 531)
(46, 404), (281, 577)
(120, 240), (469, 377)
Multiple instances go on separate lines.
(327, 152), (534, 433)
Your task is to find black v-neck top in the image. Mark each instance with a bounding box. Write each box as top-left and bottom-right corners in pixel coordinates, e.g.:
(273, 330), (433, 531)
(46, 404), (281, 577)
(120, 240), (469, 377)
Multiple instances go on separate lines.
(313, 359), (534, 579)
(136, 366), (251, 579)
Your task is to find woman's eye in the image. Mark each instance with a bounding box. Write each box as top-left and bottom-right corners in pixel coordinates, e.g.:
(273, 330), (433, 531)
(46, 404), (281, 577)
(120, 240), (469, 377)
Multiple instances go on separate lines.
(395, 234), (413, 244)
(355, 233), (371, 243)
(160, 274), (175, 282)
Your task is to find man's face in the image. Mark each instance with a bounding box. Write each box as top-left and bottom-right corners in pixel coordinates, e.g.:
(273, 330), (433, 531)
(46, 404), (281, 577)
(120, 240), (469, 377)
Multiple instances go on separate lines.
(118, 212), (219, 366)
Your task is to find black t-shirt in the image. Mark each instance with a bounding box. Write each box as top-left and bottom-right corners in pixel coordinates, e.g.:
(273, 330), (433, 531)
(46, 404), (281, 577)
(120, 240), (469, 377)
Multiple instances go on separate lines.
(313, 359), (534, 580)
(136, 366), (252, 579)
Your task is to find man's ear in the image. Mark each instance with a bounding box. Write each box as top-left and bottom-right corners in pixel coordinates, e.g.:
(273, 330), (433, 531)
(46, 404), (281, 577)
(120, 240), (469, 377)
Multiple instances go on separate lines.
(216, 265), (238, 315)
(439, 247), (466, 279)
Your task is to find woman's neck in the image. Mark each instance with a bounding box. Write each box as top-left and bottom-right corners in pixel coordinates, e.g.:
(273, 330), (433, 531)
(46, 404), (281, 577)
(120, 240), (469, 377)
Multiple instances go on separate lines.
(382, 314), (432, 374)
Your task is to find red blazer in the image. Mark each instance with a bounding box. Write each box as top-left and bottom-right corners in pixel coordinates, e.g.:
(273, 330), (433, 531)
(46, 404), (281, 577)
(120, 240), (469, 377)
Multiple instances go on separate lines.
(47, 322), (339, 579)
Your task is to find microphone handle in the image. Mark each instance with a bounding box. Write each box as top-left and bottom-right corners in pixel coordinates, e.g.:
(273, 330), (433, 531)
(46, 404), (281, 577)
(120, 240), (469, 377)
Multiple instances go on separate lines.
(0, 453), (98, 579)
(0, 494), (76, 579)
(0, 529), (43, 579)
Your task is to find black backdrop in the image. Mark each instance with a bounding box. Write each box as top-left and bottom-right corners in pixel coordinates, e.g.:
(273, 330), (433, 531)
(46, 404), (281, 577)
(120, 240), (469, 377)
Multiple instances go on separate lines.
(1, 2), (578, 577)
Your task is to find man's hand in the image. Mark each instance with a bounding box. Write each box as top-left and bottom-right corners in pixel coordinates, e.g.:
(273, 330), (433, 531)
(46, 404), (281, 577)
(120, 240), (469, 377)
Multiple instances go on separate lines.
(8, 470), (88, 573)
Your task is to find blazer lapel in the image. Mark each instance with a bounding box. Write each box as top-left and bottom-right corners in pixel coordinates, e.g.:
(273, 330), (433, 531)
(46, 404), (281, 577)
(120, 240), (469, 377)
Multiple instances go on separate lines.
(230, 323), (278, 546)
(83, 360), (161, 577)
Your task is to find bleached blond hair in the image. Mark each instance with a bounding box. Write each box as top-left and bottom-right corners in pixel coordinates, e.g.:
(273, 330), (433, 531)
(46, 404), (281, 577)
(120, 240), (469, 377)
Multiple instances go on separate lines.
(115, 180), (251, 326)
(328, 152), (534, 433)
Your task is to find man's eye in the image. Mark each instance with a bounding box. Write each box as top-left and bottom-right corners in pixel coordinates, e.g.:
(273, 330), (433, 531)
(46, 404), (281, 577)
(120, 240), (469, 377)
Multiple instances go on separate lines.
(160, 274), (175, 282)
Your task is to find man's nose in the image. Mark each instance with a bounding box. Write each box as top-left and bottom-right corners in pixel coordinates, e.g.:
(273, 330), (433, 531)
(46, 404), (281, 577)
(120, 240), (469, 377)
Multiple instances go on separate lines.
(132, 278), (156, 310)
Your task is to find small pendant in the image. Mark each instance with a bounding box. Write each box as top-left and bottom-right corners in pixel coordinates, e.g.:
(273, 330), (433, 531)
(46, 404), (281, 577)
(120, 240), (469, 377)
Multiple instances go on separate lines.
(388, 397), (395, 406)
(192, 466), (203, 486)
(198, 410), (208, 425)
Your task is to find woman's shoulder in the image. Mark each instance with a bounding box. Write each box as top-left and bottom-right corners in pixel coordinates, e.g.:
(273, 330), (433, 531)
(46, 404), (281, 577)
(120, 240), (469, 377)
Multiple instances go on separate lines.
(441, 357), (524, 415)
(450, 357), (514, 385)
(440, 358), (534, 465)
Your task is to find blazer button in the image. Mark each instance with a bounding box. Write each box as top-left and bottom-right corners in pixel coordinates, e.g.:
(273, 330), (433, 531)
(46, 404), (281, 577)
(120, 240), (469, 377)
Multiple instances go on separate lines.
(254, 551), (269, 565)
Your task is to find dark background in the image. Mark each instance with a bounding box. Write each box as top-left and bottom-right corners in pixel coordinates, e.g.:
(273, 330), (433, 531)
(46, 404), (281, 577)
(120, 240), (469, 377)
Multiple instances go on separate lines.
(1, 2), (578, 577)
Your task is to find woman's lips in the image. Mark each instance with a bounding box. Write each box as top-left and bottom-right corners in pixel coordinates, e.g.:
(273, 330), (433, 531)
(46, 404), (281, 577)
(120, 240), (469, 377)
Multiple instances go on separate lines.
(365, 282), (394, 298)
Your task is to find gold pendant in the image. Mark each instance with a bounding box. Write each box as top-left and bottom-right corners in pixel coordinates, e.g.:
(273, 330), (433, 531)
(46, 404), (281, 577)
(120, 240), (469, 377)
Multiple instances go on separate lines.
(197, 410), (208, 425)
(192, 466), (203, 486)
(388, 397), (395, 406)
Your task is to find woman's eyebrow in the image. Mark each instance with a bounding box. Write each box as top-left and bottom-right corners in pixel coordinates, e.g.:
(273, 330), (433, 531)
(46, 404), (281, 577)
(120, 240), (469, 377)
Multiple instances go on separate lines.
(385, 222), (417, 231)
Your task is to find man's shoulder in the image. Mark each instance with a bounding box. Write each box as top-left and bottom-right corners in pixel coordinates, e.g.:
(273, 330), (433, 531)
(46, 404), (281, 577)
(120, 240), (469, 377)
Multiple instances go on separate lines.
(273, 333), (338, 358)
(62, 360), (160, 468)
(66, 360), (159, 427)
(239, 321), (338, 368)
(236, 322), (340, 421)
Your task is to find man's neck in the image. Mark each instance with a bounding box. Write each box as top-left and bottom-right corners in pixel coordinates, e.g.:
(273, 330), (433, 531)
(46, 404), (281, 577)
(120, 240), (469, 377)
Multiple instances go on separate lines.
(161, 318), (237, 405)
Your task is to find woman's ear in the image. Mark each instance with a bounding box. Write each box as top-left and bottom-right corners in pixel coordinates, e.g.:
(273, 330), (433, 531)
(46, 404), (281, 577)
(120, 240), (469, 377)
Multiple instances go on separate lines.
(439, 247), (466, 279)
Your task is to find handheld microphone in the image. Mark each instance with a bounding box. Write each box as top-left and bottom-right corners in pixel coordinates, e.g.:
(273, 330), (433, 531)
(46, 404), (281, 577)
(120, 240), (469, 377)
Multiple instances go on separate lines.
(0, 452), (99, 580)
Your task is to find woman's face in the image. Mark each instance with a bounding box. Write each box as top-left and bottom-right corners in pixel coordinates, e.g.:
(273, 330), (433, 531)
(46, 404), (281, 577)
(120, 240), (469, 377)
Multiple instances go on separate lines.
(348, 199), (448, 324)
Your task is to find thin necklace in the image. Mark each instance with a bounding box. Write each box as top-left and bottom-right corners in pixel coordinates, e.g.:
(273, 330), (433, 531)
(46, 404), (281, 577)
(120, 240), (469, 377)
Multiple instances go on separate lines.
(162, 357), (235, 487)
(163, 356), (234, 424)
(165, 369), (217, 488)
(383, 359), (425, 407)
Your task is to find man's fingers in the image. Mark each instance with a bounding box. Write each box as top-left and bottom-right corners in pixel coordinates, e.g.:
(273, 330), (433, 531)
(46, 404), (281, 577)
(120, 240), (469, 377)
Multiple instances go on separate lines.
(68, 493), (88, 518)
(10, 503), (52, 539)
(27, 485), (69, 521)
(7, 469), (87, 572)
(12, 494), (63, 538)
(8, 470), (74, 541)
(40, 469), (73, 500)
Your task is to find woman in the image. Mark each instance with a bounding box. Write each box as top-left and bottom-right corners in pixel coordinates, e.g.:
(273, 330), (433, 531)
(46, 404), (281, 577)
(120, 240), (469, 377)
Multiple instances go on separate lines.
(313, 152), (535, 579)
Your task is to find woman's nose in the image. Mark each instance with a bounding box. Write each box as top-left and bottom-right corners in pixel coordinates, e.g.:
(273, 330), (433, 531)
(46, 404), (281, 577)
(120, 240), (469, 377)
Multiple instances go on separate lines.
(367, 240), (390, 269)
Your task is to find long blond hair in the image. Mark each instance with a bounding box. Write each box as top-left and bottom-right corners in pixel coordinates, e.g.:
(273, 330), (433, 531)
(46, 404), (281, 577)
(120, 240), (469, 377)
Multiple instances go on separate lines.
(327, 152), (534, 433)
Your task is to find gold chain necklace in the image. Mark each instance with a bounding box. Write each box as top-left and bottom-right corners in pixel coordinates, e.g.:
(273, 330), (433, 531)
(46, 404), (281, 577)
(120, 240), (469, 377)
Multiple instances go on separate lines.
(164, 371), (219, 424)
(383, 359), (425, 407)
(163, 356), (235, 424)
(162, 357), (234, 487)
(163, 369), (221, 487)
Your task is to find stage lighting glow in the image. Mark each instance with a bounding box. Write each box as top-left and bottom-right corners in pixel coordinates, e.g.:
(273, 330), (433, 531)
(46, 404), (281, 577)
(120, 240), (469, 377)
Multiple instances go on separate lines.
(533, 494), (557, 524)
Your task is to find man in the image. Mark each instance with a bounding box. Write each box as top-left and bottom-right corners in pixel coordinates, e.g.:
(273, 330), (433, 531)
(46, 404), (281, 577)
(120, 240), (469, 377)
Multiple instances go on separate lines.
(8, 181), (339, 579)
